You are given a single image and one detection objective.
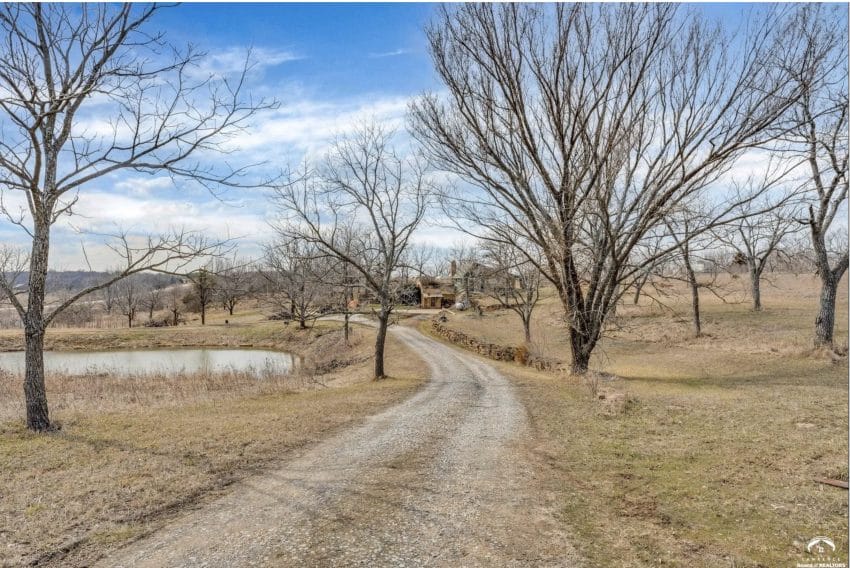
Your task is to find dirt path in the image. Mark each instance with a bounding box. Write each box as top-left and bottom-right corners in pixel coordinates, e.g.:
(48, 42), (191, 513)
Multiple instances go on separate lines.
(97, 324), (578, 567)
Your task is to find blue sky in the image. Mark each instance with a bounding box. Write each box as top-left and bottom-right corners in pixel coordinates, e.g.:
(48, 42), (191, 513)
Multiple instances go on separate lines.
(155, 3), (439, 98)
(28, 3), (451, 269)
(3, 3), (844, 270)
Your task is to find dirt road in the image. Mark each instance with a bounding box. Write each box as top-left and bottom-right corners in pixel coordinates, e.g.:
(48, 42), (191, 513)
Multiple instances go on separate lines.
(98, 324), (578, 567)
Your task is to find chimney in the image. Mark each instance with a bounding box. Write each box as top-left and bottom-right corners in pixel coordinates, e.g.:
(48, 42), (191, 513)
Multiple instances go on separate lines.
(450, 260), (457, 277)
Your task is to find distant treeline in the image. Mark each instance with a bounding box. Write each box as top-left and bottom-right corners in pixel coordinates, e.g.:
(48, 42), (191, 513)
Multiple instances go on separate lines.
(4, 271), (182, 294)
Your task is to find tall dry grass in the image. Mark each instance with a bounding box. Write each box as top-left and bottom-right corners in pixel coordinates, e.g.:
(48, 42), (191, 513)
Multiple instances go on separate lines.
(0, 366), (321, 424)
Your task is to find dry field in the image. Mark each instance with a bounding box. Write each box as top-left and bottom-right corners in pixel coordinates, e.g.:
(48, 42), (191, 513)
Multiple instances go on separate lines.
(429, 272), (848, 567)
(0, 315), (427, 567)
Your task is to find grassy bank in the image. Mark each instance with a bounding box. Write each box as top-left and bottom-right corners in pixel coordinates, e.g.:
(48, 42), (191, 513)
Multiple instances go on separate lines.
(0, 318), (404, 421)
(0, 316), (332, 352)
(425, 273), (849, 566)
(0, 317), (427, 567)
(506, 362), (847, 567)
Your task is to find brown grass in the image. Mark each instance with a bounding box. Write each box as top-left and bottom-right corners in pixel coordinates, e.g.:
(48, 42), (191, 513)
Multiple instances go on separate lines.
(0, 318), (398, 422)
(427, 272), (848, 567)
(447, 273), (848, 364)
(0, 368), (307, 424)
(0, 315), (427, 567)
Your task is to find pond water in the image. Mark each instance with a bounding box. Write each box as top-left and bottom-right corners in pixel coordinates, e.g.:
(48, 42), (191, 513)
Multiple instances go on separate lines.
(0, 349), (297, 377)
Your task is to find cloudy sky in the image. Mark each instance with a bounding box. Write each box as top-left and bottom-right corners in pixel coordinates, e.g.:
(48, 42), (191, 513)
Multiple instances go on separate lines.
(0, 3), (838, 270)
(3, 3), (444, 270)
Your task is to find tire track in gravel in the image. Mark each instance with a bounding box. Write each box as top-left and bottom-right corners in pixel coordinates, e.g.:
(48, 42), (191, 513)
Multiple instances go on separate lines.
(98, 323), (580, 567)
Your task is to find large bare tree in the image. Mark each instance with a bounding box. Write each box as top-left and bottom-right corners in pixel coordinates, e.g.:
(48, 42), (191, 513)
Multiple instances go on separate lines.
(782, 6), (848, 347)
(0, 4), (275, 430)
(273, 124), (431, 379)
(410, 3), (829, 373)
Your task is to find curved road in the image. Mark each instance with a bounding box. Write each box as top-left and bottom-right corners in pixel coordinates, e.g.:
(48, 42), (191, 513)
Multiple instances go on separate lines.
(98, 324), (578, 567)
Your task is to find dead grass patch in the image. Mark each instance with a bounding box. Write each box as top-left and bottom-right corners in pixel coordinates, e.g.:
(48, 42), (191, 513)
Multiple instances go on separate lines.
(0, 378), (423, 567)
(499, 358), (848, 567)
(429, 273), (848, 567)
(0, 317), (427, 567)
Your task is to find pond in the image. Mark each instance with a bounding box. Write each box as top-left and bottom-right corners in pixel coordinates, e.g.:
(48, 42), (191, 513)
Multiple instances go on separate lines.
(0, 349), (297, 377)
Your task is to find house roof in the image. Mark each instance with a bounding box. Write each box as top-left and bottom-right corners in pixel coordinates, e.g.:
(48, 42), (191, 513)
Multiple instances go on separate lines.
(422, 287), (455, 297)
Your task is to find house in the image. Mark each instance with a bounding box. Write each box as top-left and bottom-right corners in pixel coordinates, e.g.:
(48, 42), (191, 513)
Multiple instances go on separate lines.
(450, 260), (521, 298)
(416, 277), (456, 309)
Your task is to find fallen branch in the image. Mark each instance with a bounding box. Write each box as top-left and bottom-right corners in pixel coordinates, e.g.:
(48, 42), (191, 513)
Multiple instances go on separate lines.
(813, 477), (849, 489)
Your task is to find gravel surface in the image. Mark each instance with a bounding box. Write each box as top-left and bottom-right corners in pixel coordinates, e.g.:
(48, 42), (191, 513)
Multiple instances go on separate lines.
(97, 324), (579, 567)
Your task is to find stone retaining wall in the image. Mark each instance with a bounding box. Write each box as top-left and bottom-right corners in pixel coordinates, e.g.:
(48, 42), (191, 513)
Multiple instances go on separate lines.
(430, 319), (562, 372)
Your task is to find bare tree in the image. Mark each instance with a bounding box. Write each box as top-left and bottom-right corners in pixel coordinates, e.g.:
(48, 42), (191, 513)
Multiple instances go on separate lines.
(101, 277), (118, 315)
(479, 237), (542, 344)
(165, 286), (186, 327)
(184, 266), (217, 325)
(215, 256), (253, 316)
(273, 124), (431, 379)
(628, 234), (667, 305)
(324, 227), (361, 345)
(262, 240), (331, 330)
(114, 277), (140, 328)
(141, 284), (164, 320)
(410, 4), (827, 373)
(449, 240), (483, 310)
(664, 206), (725, 337)
(780, 6), (848, 347)
(716, 194), (800, 311)
(406, 243), (438, 278)
(773, 234), (820, 276)
(0, 5), (275, 429)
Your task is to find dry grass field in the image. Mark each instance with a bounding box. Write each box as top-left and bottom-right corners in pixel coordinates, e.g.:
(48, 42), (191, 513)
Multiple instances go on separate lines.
(1, 273), (845, 567)
(428, 273), (848, 567)
(0, 316), (427, 567)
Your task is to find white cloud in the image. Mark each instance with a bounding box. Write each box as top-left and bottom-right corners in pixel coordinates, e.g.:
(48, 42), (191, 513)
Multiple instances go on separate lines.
(64, 191), (266, 238)
(114, 176), (175, 197)
(368, 49), (412, 58)
(189, 46), (303, 80)
(0, 189), (268, 269)
(0, 91), (440, 270)
(224, 94), (412, 165)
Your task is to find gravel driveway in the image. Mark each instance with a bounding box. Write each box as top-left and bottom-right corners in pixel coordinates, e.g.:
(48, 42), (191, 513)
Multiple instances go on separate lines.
(98, 324), (579, 567)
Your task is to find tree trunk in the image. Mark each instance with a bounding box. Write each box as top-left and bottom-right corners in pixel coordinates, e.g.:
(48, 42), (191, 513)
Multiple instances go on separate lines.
(344, 282), (352, 345)
(609, 284), (619, 317)
(128, 313), (133, 328)
(686, 265), (701, 337)
(24, 226), (52, 431)
(569, 327), (591, 375)
(374, 305), (390, 379)
(567, 313), (597, 375)
(228, 305), (234, 316)
(814, 274), (838, 347)
(749, 262), (762, 312)
(200, 304), (206, 325)
(522, 315), (532, 344)
(633, 276), (646, 305)
(171, 309), (179, 326)
(24, 325), (51, 431)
